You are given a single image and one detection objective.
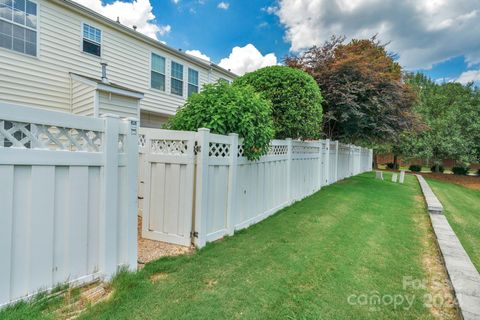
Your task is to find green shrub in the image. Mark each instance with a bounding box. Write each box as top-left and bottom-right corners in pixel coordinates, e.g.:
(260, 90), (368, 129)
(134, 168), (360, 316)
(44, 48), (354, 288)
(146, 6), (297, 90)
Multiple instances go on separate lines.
(386, 162), (399, 170)
(430, 165), (444, 173)
(233, 66), (323, 140)
(409, 164), (421, 172)
(452, 166), (470, 175)
(166, 81), (274, 160)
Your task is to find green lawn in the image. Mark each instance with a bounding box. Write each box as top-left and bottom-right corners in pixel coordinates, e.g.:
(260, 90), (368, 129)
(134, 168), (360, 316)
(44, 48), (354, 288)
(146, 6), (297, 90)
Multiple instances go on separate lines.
(2, 173), (452, 320)
(427, 178), (480, 272)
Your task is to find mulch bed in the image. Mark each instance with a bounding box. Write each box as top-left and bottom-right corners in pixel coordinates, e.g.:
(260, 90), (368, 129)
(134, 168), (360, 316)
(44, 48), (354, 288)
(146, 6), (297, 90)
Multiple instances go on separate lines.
(415, 172), (480, 190)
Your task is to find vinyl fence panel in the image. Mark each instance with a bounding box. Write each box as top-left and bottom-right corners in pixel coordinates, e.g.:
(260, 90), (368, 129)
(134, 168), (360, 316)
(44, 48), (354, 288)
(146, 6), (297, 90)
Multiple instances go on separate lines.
(0, 104), (138, 307)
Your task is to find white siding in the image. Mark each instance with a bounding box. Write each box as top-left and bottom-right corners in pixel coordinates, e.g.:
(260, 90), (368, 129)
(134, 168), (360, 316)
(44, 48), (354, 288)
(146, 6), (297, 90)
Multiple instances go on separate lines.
(0, 0), (235, 116)
(71, 79), (95, 116)
(98, 92), (138, 119)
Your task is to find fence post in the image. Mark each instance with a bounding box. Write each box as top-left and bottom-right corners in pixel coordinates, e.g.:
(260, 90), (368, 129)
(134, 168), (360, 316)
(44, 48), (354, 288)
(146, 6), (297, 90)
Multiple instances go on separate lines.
(325, 139), (330, 185)
(317, 140), (323, 191)
(100, 114), (120, 278)
(194, 128), (210, 248)
(335, 141), (339, 182)
(286, 138), (292, 203)
(125, 117), (139, 271)
(226, 133), (238, 236)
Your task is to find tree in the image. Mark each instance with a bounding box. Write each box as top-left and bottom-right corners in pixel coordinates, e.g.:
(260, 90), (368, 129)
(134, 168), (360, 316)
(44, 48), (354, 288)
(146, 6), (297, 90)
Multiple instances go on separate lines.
(166, 81), (274, 160)
(285, 36), (417, 145)
(400, 73), (480, 170)
(233, 66), (323, 139)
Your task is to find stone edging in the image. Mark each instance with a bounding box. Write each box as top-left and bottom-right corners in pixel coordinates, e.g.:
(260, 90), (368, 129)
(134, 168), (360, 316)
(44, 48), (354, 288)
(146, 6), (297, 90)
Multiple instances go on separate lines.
(416, 175), (480, 320)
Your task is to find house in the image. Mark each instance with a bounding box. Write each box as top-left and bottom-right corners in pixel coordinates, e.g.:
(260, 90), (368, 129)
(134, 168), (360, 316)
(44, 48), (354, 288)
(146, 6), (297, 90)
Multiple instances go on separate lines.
(0, 0), (237, 128)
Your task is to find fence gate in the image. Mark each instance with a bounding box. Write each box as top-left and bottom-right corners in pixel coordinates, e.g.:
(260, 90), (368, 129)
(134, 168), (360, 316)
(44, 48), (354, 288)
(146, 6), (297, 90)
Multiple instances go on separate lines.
(141, 128), (196, 246)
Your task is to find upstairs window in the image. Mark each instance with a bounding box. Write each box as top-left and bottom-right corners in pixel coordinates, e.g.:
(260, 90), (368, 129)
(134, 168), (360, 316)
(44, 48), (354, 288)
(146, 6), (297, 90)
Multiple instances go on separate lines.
(151, 53), (165, 91)
(82, 23), (101, 56)
(188, 68), (199, 97)
(171, 61), (183, 96)
(0, 0), (38, 56)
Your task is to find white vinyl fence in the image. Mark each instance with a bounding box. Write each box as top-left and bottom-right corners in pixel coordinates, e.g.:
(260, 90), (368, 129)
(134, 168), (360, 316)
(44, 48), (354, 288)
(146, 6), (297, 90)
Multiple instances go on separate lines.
(0, 104), (138, 307)
(139, 128), (372, 248)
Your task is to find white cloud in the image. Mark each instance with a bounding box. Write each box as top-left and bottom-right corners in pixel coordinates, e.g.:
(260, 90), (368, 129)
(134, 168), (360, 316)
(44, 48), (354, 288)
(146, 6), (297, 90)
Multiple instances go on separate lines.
(456, 69), (480, 84)
(275, 0), (480, 70)
(261, 6), (277, 14)
(217, 2), (230, 10)
(185, 49), (211, 61)
(219, 44), (277, 75)
(172, 0), (180, 4)
(73, 0), (170, 39)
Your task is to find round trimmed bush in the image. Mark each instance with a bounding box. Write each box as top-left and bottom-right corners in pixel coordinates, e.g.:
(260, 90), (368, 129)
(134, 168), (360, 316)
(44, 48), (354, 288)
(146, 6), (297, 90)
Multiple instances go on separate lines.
(430, 165), (444, 173)
(452, 166), (470, 175)
(166, 81), (274, 161)
(409, 164), (421, 172)
(233, 66), (323, 140)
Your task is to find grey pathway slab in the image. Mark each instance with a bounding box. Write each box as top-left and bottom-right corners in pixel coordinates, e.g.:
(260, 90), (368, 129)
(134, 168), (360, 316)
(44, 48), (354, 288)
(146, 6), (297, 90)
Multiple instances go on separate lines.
(416, 175), (480, 319)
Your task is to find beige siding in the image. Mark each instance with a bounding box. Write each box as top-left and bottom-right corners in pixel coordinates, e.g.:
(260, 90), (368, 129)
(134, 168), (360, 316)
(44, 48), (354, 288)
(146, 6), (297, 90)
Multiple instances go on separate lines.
(71, 80), (95, 116)
(140, 111), (170, 129)
(0, 0), (235, 116)
(98, 91), (139, 119)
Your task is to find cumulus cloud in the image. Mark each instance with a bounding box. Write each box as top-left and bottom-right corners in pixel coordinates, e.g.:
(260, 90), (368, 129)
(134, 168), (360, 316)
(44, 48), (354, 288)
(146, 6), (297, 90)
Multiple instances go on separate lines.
(456, 69), (480, 84)
(275, 0), (480, 70)
(73, 0), (170, 39)
(185, 49), (211, 61)
(217, 2), (230, 10)
(219, 44), (277, 75)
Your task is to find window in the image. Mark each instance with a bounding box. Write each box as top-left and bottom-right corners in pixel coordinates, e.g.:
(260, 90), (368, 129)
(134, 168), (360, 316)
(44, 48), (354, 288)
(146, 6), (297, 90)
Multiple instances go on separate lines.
(151, 53), (165, 91)
(171, 61), (183, 96)
(187, 68), (199, 97)
(82, 23), (101, 56)
(0, 0), (37, 56)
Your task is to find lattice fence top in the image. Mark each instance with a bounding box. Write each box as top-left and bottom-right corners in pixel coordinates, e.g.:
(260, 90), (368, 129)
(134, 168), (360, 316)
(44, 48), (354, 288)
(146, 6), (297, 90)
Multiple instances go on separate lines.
(267, 144), (288, 156)
(138, 134), (146, 148)
(292, 145), (320, 154)
(151, 139), (188, 155)
(0, 120), (103, 152)
(209, 142), (230, 158)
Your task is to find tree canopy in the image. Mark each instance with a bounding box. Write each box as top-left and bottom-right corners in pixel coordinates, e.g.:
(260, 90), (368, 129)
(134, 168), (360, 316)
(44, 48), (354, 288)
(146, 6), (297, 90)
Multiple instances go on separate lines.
(285, 36), (417, 145)
(398, 73), (480, 166)
(166, 81), (274, 160)
(234, 66), (323, 140)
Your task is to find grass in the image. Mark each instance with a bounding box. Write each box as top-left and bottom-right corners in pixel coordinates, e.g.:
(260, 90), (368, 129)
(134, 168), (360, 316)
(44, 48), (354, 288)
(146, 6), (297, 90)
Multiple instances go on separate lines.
(427, 178), (480, 272)
(1, 173), (454, 320)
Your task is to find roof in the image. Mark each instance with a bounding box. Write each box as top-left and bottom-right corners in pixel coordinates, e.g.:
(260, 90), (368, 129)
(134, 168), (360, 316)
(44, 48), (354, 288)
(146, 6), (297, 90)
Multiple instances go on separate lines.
(70, 73), (145, 99)
(56, 0), (237, 79)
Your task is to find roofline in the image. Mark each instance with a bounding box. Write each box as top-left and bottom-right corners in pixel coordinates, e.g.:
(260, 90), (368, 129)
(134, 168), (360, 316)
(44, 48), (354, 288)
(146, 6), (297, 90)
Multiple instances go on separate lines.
(55, 0), (238, 78)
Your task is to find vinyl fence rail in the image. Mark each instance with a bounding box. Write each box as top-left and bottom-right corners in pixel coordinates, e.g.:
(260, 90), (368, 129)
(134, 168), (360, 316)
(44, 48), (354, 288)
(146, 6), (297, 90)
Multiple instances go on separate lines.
(0, 103), (138, 307)
(139, 128), (373, 248)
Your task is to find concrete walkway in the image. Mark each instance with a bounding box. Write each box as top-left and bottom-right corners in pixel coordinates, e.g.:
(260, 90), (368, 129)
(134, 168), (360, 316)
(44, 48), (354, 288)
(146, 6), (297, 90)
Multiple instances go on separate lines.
(416, 175), (480, 320)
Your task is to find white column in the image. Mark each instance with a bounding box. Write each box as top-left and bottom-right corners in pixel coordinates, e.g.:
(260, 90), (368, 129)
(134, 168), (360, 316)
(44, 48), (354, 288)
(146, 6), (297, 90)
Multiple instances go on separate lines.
(194, 128), (210, 248)
(317, 140), (323, 191)
(226, 133), (238, 236)
(125, 117), (139, 271)
(99, 114), (119, 278)
(286, 138), (293, 203)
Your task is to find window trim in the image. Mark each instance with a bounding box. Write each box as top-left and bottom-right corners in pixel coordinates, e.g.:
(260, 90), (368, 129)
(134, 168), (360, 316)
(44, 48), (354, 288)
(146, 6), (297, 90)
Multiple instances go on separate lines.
(81, 21), (102, 58)
(0, 0), (39, 58)
(150, 51), (166, 92)
(170, 60), (184, 97)
(187, 67), (199, 97)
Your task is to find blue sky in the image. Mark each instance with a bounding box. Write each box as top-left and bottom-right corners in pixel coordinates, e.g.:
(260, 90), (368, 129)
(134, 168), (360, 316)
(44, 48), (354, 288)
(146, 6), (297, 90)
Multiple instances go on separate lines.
(80, 0), (480, 82)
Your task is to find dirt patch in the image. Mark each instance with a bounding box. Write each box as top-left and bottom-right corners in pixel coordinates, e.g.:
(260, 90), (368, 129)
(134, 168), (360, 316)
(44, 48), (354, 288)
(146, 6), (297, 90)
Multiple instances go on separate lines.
(413, 195), (459, 319)
(137, 215), (193, 268)
(150, 272), (169, 283)
(52, 282), (113, 320)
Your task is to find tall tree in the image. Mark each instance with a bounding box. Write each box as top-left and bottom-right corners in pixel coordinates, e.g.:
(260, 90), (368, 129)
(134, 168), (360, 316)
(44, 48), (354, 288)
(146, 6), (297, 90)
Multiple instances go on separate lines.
(401, 73), (480, 170)
(285, 36), (417, 145)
